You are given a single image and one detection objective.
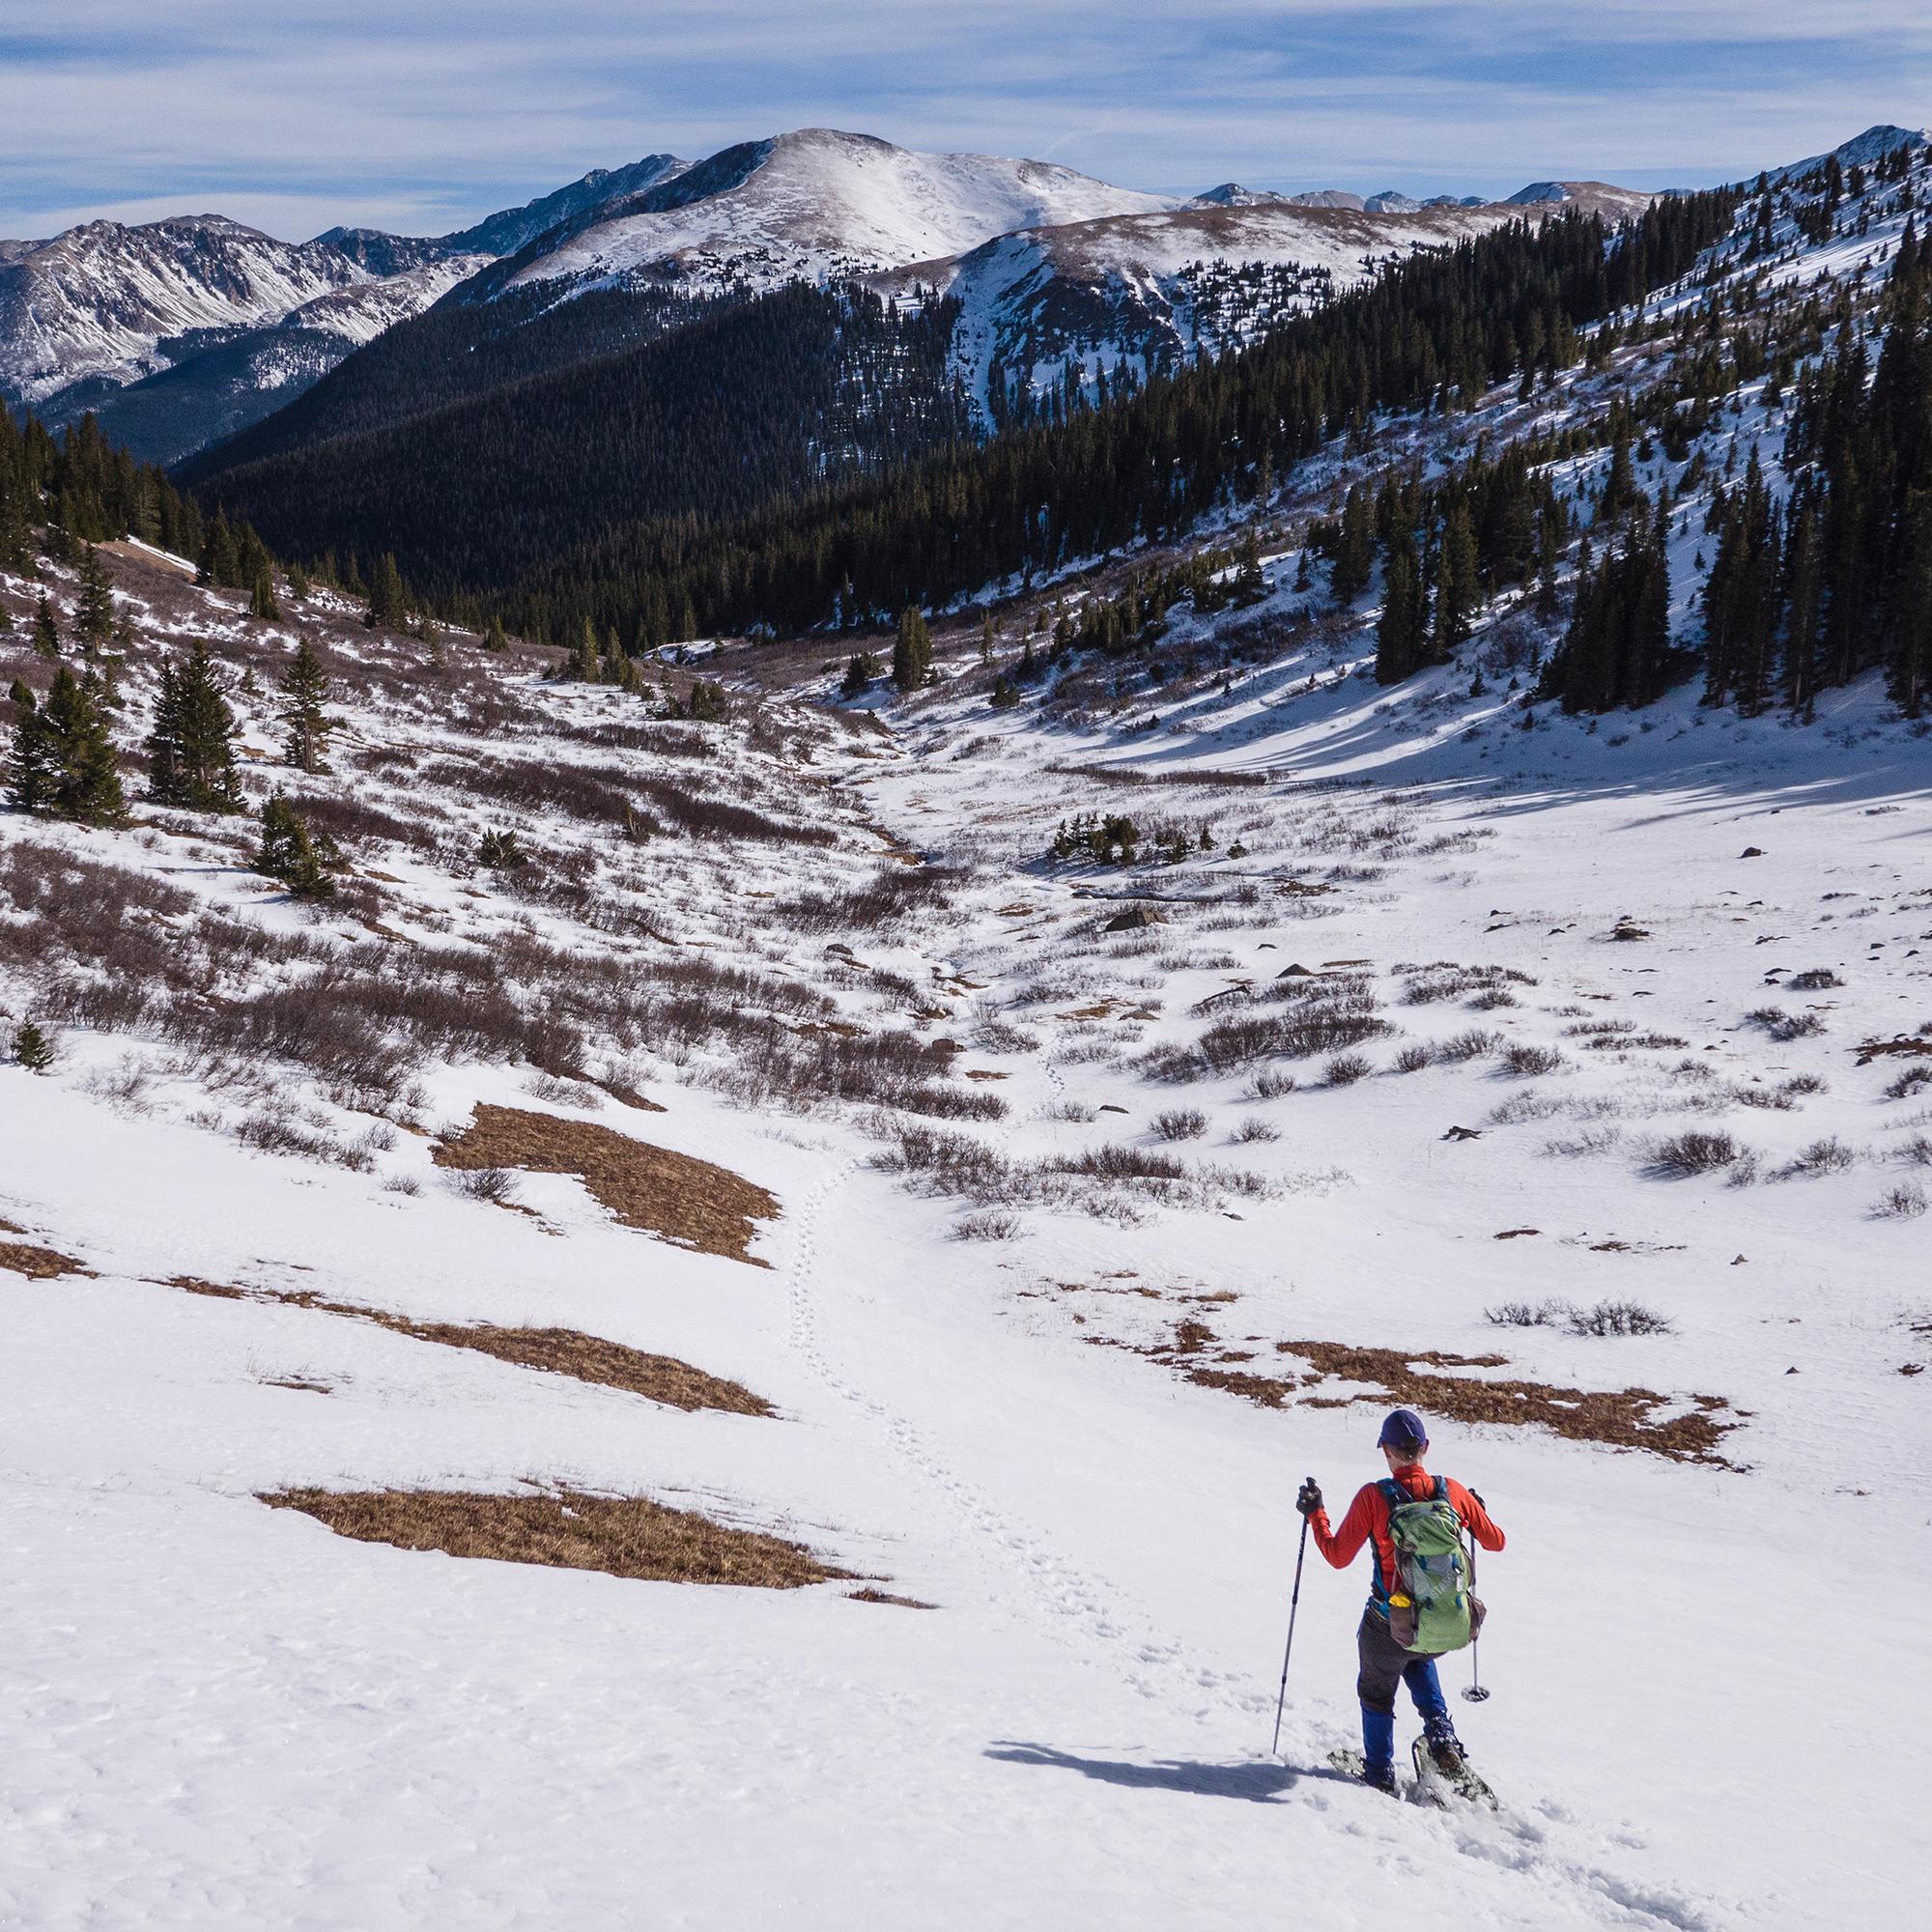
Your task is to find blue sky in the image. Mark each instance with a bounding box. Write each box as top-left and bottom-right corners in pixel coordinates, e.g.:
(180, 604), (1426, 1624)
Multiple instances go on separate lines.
(1, 2), (1926, 240)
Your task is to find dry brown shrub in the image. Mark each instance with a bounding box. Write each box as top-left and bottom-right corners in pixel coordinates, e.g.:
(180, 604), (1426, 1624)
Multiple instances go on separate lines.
(261, 1488), (849, 1588)
(434, 1104), (778, 1264)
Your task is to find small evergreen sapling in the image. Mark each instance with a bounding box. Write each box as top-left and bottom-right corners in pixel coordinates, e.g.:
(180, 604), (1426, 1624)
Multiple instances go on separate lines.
(38, 668), (128, 826)
(256, 792), (341, 898)
(6, 679), (53, 811)
(478, 827), (527, 869)
(147, 645), (242, 812)
(12, 1019), (55, 1072)
(278, 640), (335, 774)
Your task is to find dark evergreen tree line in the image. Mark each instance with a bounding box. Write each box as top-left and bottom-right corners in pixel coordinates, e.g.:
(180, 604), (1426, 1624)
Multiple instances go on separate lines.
(499, 190), (1735, 648)
(1708, 222), (1932, 715)
(191, 283), (972, 633)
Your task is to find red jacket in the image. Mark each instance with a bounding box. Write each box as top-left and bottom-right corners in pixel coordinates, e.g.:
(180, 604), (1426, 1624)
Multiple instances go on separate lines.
(1310, 1463), (1505, 1614)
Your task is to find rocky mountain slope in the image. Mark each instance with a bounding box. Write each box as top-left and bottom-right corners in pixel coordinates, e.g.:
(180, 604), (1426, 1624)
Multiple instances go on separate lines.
(1, 156), (687, 462)
(873, 183), (1655, 426)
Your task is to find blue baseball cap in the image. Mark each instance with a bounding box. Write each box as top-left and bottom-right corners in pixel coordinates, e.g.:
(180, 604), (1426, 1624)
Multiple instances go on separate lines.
(1378, 1407), (1429, 1453)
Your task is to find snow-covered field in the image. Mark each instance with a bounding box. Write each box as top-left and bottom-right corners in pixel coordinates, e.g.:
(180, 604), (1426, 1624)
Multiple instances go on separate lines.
(8, 139), (1932, 1929)
(3, 536), (1927, 1929)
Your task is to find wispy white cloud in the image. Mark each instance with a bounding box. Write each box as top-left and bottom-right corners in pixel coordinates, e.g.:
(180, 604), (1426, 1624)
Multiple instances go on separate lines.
(1, 3), (1925, 238)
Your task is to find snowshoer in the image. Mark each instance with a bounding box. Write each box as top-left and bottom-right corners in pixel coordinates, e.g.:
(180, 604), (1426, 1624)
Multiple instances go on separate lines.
(1296, 1408), (1504, 1794)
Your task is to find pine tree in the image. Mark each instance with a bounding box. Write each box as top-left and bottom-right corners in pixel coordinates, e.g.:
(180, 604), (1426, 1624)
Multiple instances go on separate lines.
(1888, 485), (1932, 716)
(893, 606), (932, 693)
(32, 596), (60, 661)
(250, 566), (280, 622)
(256, 792), (340, 897)
(483, 613), (508, 652)
(1331, 485), (1375, 604)
(286, 562), (311, 601)
(1375, 535), (1427, 684)
(74, 545), (115, 651)
(12, 1019), (56, 1072)
(576, 616), (601, 683)
(278, 640), (335, 774)
(6, 679), (54, 811)
(40, 667), (128, 826)
(1778, 490), (1825, 717)
(980, 609), (995, 663)
(1702, 451), (1779, 712)
(364, 552), (407, 628)
(1433, 494), (1481, 652)
(148, 645), (242, 811)
(840, 652), (876, 698)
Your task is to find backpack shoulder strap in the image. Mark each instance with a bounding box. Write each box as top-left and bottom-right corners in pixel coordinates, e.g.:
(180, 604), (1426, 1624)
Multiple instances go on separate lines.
(1378, 1478), (1410, 1515)
(1433, 1476), (1449, 1504)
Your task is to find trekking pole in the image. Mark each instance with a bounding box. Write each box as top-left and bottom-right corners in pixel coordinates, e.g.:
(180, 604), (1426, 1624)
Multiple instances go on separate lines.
(1462, 1528), (1491, 1703)
(1269, 1494), (1314, 1756)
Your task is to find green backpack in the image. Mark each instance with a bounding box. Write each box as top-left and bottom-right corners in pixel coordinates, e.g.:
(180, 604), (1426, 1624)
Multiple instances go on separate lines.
(1381, 1477), (1476, 1655)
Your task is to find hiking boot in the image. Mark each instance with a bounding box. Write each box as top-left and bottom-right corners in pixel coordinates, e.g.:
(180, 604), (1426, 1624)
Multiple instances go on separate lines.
(1361, 1761), (1398, 1795)
(1423, 1716), (1465, 1776)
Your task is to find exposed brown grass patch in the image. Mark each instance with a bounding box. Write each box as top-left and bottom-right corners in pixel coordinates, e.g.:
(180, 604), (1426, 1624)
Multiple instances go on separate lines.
(433, 1104), (777, 1264)
(157, 1276), (773, 1414)
(1119, 1317), (1730, 1462)
(384, 1321), (774, 1414)
(1271, 1339), (1732, 1464)
(847, 1587), (939, 1609)
(261, 1487), (849, 1588)
(163, 1274), (248, 1299)
(0, 1236), (92, 1279)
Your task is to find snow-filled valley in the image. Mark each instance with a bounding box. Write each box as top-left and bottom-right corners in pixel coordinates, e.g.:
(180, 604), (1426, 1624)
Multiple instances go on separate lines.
(6, 131), (1932, 1932)
(2, 525), (1927, 1929)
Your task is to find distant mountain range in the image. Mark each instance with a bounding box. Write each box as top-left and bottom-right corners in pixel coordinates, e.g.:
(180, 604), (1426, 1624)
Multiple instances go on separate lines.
(5, 126), (1678, 468)
(9, 121), (1925, 493)
(0, 156), (685, 464)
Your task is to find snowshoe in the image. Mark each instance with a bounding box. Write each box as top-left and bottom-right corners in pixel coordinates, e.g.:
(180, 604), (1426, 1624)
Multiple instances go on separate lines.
(1326, 1747), (1398, 1794)
(1411, 1734), (1497, 1808)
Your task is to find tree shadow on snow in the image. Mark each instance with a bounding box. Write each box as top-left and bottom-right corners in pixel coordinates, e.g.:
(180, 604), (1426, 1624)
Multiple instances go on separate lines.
(985, 1742), (1346, 1803)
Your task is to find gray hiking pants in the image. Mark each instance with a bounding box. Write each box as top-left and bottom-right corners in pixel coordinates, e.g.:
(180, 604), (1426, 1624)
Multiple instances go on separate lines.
(1355, 1610), (1448, 1721)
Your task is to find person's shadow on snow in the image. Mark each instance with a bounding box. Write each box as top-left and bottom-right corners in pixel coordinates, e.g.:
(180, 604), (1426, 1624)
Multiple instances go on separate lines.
(986, 1742), (1343, 1802)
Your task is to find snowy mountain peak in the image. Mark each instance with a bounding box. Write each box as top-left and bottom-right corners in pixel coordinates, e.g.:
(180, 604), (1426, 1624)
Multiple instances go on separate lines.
(1770, 122), (1930, 184)
(497, 128), (1182, 298)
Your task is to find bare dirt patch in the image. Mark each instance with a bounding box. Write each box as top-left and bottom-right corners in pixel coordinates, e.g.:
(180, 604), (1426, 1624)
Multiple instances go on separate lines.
(433, 1105), (778, 1264)
(261, 1488), (850, 1588)
(847, 1586), (939, 1609)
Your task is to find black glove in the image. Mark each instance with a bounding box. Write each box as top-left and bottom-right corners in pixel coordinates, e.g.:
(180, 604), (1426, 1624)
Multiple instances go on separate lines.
(1295, 1478), (1323, 1519)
